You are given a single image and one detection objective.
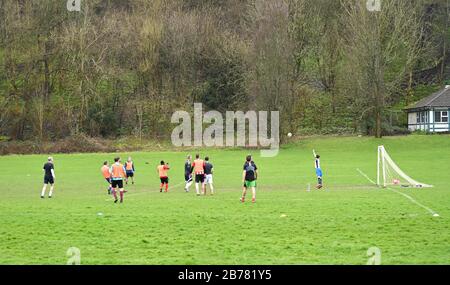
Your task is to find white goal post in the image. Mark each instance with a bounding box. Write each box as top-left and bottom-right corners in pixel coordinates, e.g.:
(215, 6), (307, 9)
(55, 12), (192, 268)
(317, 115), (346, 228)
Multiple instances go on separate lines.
(377, 146), (433, 188)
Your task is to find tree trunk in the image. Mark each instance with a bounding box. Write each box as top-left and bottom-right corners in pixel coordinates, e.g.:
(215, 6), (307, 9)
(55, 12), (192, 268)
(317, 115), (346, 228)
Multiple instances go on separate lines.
(375, 85), (383, 138)
(441, 1), (448, 83)
(375, 109), (382, 138)
(406, 71), (413, 106)
(373, 12), (383, 139)
(43, 40), (50, 102)
(441, 39), (446, 83)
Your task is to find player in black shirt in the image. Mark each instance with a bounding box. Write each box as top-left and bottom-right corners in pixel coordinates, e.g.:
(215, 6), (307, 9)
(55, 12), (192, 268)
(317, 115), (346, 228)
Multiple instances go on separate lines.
(204, 156), (214, 195)
(184, 155), (193, 192)
(241, 155), (258, 203)
(41, 157), (56, 199)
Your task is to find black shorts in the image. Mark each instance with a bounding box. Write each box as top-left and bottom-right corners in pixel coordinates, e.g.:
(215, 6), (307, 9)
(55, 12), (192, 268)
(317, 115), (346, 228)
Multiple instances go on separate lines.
(44, 176), (54, 185)
(111, 179), (124, 189)
(195, 174), (205, 183)
(185, 173), (192, 183)
(160, 177), (169, 184)
(126, 171), (134, 178)
(105, 178), (111, 184)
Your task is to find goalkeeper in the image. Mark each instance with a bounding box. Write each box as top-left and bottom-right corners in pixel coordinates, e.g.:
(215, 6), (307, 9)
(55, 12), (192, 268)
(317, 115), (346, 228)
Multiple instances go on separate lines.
(313, 150), (323, 189)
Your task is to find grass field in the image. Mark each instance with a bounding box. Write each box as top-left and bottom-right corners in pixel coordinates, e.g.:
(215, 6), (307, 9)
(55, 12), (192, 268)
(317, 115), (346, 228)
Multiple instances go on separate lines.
(1, 135), (450, 265)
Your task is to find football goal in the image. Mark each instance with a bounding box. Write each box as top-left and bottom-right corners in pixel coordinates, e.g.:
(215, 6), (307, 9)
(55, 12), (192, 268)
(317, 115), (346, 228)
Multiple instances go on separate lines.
(377, 145), (433, 188)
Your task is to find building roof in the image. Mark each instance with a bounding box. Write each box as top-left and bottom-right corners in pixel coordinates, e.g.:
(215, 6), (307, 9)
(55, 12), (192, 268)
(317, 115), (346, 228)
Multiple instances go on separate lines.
(406, 86), (450, 111)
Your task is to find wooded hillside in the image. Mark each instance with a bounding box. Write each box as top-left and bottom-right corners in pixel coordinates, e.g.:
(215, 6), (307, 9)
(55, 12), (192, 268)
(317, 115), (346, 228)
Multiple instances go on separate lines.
(0, 0), (449, 142)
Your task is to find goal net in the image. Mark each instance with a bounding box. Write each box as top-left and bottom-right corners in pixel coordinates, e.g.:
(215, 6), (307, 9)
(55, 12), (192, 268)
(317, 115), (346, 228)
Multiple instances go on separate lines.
(377, 146), (432, 188)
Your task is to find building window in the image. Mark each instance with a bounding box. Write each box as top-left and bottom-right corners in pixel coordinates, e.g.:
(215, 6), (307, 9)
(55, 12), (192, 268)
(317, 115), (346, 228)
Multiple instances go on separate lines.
(419, 111), (428, 123)
(435, 111), (448, 123)
(415, 111), (430, 124)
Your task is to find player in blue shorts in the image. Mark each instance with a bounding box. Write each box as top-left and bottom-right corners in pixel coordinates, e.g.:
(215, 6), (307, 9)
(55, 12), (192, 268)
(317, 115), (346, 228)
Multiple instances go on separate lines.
(124, 157), (135, 185)
(313, 150), (323, 189)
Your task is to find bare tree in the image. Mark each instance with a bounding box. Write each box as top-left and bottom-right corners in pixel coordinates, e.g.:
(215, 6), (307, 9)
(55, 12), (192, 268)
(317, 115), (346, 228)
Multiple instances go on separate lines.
(342, 0), (426, 137)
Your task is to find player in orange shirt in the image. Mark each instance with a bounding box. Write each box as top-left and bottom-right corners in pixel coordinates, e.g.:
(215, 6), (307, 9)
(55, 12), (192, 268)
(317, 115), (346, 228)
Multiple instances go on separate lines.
(157, 161), (170, 193)
(191, 154), (206, 196)
(101, 161), (112, 195)
(124, 157), (135, 185)
(110, 157), (126, 203)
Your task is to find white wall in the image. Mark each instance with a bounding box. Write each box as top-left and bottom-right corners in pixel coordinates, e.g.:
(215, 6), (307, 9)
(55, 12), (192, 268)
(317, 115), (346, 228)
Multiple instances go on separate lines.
(408, 110), (450, 132)
(407, 112), (417, 131)
(433, 123), (449, 132)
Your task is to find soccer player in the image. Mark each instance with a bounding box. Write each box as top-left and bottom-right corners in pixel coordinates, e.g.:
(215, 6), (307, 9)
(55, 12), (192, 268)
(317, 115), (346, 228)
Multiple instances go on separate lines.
(204, 156), (214, 195)
(41, 157), (56, 199)
(240, 155), (257, 203)
(101, 161), (112, 195)
(157, 161), (170, 193)
(124, 157), (135, 185)
(192, 154), (206, 196)
(110, 157), (126, 203)
(313, 150), (323, 189)
(184, 155), (193, 192)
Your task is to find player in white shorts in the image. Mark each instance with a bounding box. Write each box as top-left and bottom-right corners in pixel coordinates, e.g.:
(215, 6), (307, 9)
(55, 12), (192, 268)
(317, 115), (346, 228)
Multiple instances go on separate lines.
(204, 156), (214, 195)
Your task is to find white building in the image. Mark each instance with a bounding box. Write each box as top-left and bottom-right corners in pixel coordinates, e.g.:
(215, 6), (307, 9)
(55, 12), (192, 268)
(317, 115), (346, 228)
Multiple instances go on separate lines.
(405, 86), (450, 133)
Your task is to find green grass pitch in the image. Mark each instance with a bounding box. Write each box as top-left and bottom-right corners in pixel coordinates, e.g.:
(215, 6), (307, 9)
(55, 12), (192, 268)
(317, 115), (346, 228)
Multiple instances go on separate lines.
(1, 135), (450, 265)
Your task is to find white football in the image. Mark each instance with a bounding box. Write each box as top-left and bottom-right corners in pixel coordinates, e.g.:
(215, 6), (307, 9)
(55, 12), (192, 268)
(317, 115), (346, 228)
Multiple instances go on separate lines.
(287, 133), (293, 137)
